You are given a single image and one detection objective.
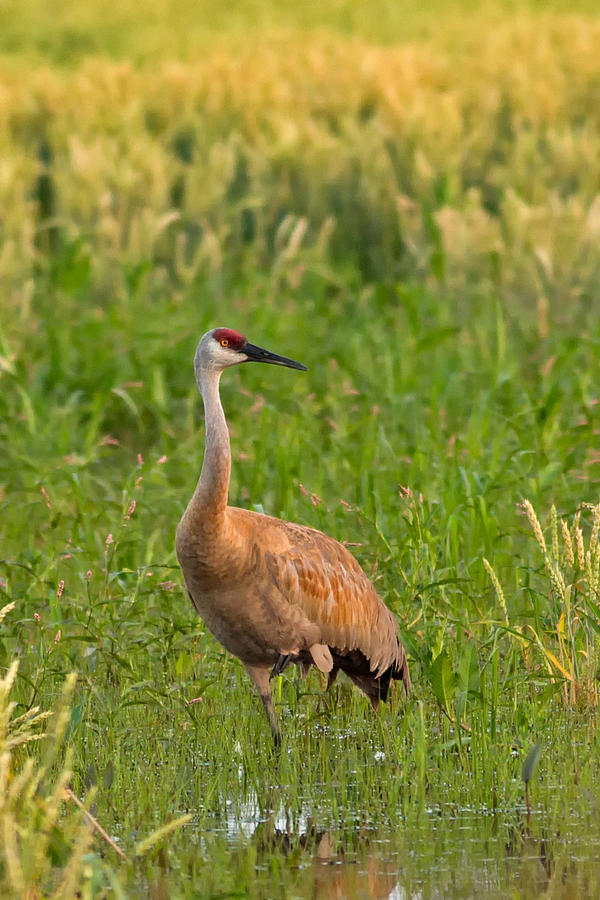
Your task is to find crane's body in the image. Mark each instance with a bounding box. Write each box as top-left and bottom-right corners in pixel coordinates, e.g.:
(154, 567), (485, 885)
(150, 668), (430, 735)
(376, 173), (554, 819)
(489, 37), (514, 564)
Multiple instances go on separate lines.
(176, 328), (410, 742)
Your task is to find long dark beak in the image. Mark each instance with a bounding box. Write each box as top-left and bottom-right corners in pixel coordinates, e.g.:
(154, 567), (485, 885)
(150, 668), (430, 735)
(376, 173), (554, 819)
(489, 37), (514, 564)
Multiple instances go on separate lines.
(243, 342), (307, 371)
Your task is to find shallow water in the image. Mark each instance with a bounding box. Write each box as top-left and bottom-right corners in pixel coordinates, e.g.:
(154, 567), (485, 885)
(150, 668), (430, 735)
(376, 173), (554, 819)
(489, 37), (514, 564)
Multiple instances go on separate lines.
(131, 704), (600, 898)
(170, 787), (600, 899)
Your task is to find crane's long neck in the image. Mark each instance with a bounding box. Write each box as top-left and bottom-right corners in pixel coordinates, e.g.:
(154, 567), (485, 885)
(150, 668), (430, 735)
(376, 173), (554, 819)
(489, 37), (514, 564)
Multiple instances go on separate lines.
(193, 367), (231, 521)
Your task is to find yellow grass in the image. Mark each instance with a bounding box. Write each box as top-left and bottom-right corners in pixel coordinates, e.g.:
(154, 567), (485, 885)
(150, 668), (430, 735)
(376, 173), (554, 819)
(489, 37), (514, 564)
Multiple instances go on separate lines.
(1, 13), (600, 316)
(487, 502), (600, 708)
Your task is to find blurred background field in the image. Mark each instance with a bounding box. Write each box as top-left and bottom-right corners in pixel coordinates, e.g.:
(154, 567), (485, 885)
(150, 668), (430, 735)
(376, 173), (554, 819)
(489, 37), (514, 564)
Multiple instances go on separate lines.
(1, 0), (600, 897)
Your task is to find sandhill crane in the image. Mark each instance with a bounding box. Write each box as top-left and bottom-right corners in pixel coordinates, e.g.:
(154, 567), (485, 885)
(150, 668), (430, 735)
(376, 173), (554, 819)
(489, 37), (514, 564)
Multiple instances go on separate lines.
(176, 327), (410, 743)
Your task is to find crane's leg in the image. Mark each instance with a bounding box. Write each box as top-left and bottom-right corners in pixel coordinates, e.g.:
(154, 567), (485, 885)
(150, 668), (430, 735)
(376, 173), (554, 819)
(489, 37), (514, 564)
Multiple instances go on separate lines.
(271, 644), (332, 680)
(243, 663), (282, 746)
(270, 653), (293, 680)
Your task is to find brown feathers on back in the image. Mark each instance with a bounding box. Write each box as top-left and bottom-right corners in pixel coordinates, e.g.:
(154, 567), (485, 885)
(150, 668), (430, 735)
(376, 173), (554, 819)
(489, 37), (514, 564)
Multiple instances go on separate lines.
(182, 506), (411, 697)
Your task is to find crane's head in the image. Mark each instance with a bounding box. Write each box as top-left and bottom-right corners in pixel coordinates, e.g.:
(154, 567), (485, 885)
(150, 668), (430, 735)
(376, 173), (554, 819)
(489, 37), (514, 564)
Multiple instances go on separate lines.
(194, 328), (307, 376)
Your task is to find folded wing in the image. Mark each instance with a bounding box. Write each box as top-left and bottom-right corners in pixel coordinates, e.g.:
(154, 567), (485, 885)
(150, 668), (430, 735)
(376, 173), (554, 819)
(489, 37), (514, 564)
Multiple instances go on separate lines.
(264, 521), (408, 682)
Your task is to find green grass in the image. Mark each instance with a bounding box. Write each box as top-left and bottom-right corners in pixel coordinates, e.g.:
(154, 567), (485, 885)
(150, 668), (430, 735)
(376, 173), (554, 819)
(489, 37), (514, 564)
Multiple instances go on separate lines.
(1, 0), (600, 896)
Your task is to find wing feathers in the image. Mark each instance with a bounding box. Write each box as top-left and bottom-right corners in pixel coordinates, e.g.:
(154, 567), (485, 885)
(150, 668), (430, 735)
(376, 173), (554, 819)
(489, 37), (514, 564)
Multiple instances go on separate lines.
(309, 643), (334, 672)
(263, 521), (405, 678)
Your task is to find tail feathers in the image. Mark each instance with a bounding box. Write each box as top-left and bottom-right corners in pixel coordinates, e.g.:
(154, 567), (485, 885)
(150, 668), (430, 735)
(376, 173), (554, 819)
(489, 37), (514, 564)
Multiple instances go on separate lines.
(277, 640), (411, 705)
(329, 644), (410, 706)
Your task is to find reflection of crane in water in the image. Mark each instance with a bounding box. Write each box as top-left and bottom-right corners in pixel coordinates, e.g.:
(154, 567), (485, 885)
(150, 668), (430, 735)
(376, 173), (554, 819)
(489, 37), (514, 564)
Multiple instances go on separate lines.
(176, 328), (410, 742)
(227, 787), (400, 900)
(256, 824), (400, 900)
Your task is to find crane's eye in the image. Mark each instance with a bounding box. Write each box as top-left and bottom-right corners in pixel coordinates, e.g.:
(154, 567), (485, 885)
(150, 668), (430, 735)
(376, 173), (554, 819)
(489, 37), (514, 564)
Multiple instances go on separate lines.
(220, 338), (229, 347)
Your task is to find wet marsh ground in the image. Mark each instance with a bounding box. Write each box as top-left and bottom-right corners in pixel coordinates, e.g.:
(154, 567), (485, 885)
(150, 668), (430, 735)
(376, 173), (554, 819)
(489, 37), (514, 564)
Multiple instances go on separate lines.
(1, 0), (600, 896)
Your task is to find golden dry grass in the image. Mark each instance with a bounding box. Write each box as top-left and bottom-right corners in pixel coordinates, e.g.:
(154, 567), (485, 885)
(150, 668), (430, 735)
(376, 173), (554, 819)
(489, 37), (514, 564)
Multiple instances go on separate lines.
(1, 13), (600, 314)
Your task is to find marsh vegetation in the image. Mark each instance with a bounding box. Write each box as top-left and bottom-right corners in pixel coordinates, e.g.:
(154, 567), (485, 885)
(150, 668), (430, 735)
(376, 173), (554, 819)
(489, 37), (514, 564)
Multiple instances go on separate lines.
(1, 0), (600, 895)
